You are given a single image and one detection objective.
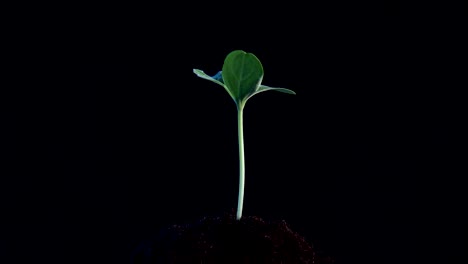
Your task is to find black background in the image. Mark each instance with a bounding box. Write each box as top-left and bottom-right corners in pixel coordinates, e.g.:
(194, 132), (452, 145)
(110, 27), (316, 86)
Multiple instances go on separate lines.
(2, 2), (466, 264)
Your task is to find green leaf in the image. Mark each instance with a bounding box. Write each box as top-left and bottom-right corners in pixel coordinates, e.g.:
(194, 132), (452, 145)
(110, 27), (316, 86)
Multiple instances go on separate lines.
(193, 69), (225, 87)
(252, 84), (296, 97)
(193, 69), (234, 99)
(193, 50), (296, 109)
(222, 50), (264, 107)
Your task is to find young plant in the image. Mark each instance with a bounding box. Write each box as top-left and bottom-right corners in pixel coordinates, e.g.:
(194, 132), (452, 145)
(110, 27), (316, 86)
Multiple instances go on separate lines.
(193, 50), (295, 220)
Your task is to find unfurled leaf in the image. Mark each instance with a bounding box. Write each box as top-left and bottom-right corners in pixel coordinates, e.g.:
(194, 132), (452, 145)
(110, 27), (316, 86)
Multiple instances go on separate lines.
(194, 50), (295, 109)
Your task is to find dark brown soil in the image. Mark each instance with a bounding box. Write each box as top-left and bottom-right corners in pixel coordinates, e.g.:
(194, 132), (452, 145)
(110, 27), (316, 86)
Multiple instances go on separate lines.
(131, 209), (334, 264)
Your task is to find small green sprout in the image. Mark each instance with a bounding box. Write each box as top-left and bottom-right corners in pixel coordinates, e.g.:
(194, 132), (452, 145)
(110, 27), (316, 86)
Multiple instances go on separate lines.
(193, 50), (295, 220)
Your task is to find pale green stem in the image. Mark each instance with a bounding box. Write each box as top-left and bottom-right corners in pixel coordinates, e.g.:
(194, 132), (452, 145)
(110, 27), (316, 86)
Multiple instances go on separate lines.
(236, 106), (245, 220)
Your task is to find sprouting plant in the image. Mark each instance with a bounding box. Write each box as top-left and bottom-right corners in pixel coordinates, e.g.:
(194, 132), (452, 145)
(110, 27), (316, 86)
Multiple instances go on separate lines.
(193, 50), (295, 220)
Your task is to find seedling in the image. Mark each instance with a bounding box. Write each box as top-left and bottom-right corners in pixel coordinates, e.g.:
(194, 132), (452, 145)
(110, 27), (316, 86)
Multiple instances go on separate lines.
(193, 50), (295, 220)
